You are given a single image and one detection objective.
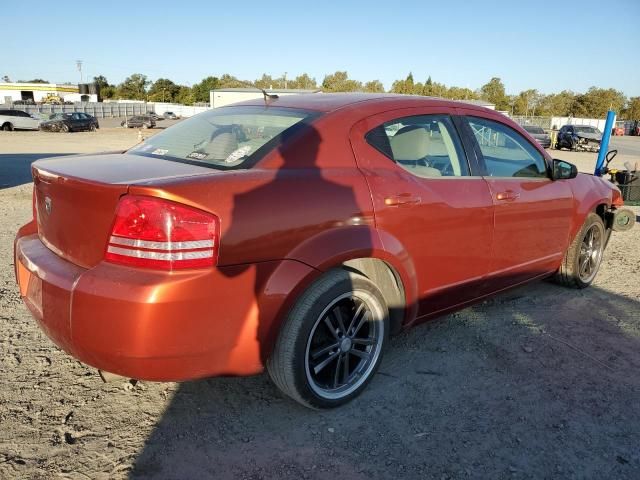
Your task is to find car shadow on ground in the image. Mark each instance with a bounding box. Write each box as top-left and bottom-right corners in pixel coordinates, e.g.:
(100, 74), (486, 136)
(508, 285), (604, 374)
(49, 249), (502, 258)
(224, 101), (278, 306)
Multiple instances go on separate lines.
(129, 282), (640, 479)
(0, 153), (75, 189)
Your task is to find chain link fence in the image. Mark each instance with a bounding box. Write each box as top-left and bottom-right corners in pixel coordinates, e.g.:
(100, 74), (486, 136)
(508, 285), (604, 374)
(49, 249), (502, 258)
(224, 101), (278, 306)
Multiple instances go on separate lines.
(1, 103), (152, 118)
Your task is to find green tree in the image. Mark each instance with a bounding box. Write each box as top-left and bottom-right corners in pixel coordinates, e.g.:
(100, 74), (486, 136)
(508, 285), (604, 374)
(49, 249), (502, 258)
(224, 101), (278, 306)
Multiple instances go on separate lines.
(116, 74), (150, 100)
(254, 74), (276, 89)
(19, 78), (49, 84)
(572, 87), (626, 117)
(93, 75), (110, 90)
(148, 78), (180, 102)
(192, 76), (221, 103)
(321, 71), (362, 92)
(422, 81), (447, 97)
(363, 80), (385, 93)
(480, 77), (509, 110)
(512, 89), (541, 116)
(218, 74), (248, 88)
(536, 90), (576, 116)
(100, 85), (116, 99)
(175, 86), (195, 105)
(288, 73), (317, 90)
(623, 97), (640, 120)
(446, 86), (477, 100)
(391, 72), (416, 94)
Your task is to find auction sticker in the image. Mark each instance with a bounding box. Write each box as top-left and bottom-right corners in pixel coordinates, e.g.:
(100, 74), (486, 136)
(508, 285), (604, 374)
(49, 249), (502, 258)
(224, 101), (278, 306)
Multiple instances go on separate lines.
(225, 145), (252, 163)
(151, 148), (169, 155)
(187, 151), (209, 160)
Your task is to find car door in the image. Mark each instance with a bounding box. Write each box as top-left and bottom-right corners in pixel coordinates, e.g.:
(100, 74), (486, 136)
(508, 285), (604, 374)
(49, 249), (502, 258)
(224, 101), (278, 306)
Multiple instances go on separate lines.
(11, 110), (30, 129)
(460, 113), (574, 291)
(71, 113), (85, 130)
(77, 113), (88, 130)
(350, 108), (494, 321)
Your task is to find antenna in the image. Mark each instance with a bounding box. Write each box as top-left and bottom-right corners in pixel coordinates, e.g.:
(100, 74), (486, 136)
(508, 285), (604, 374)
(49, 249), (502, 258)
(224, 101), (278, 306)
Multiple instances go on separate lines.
(261, 88), (279, 104)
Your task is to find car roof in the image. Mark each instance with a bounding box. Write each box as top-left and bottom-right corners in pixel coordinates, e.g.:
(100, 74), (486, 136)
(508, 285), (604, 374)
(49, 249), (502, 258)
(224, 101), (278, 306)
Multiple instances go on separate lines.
(229, 92), (492, 113)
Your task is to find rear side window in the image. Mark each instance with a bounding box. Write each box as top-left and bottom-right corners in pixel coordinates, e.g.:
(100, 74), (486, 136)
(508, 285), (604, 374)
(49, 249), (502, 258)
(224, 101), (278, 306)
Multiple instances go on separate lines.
(523, 125), (544, 135)
(467, 117), (547, 178)
(129, 106), (317, 170)
(365, 114), (469, 177)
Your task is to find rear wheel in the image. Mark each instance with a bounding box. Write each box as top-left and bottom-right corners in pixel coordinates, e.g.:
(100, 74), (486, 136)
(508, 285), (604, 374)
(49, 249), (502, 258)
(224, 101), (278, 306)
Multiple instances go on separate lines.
(554, 213), (606, 288)
(60, 124), (69, 133)
(267, 270), (388, 409)
(2, 122), (14, 131)
(89, 124), (97, 132)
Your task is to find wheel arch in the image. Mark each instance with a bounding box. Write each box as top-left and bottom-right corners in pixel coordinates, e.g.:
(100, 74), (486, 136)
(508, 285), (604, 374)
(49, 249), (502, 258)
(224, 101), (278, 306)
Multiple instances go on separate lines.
(340, 257), (406, 335)
(281, 226), (418, 336)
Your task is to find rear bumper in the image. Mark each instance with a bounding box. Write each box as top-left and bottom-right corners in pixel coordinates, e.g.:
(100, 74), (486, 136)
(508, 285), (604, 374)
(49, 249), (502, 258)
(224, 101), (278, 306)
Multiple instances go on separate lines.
(15, 229), (316, 381)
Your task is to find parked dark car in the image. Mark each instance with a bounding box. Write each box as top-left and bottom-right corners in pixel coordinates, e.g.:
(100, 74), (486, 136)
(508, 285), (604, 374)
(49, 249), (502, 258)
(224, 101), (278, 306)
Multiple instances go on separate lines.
(39, 112), (99, 133)
(14, 94), (634, 409)
(163, 111), (178, 119)
(146, 112), (163, 121)
(522, 125), (551, 148)
(122, 115), (156, 129)
(556, 124), (602, 152)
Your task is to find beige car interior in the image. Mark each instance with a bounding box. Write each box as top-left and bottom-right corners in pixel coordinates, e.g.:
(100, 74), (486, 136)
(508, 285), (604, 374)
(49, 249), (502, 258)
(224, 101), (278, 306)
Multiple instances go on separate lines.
(389, 123), (463, 177)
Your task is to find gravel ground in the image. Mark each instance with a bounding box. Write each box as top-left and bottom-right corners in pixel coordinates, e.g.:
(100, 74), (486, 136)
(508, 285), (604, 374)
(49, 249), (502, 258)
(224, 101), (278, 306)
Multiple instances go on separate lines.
(1, 131), (639, 479)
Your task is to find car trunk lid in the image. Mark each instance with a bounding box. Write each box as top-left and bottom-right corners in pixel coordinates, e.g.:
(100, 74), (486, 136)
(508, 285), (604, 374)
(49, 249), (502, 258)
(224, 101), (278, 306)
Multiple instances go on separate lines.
(32, 153), (216, 268)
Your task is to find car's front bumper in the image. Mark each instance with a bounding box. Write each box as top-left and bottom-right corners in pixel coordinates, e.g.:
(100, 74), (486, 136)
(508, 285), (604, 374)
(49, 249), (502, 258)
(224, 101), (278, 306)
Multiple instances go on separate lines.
(15, 226), (316, 381)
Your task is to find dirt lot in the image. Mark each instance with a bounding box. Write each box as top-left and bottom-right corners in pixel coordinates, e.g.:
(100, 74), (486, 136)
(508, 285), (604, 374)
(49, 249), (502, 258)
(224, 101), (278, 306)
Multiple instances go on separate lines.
(1, 128), (639, 479)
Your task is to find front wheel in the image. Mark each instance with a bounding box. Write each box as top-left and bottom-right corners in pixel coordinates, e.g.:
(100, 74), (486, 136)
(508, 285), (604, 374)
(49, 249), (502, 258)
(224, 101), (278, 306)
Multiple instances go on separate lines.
(60, 124), (69, 133)
(267, 270), (389, 409)
(554, 213), (606, 288)
(2, 122), (14, 131)
(89, 124), (97, 132)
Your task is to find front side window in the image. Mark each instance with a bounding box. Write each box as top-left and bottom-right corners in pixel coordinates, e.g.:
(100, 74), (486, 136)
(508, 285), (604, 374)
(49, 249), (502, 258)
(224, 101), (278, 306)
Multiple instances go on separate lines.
(129, 106), (316, 170)
(467, 117), (547, 178)
(365, 114), (468, 177)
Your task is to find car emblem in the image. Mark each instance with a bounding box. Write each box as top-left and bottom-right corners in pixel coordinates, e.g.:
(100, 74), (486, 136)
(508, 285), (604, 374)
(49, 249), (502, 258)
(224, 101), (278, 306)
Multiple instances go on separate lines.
(44, 196), (52, 215)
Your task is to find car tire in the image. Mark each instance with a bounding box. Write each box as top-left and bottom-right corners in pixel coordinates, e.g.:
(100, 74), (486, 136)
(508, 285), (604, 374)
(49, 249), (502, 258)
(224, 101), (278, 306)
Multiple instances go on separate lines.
(90, 124), (97, 132)
(2, 122), (14, 131)
(142, 124), (149, 129)
(553, 213), (606, 289)
(267, 269), (389, 409)
(60, 124), (69, 133)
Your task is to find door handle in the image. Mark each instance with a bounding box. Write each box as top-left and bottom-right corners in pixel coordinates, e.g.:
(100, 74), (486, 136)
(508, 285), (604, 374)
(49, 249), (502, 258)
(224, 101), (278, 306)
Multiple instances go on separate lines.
(495, 190), (520, 201)
(384, 193), (421, 206)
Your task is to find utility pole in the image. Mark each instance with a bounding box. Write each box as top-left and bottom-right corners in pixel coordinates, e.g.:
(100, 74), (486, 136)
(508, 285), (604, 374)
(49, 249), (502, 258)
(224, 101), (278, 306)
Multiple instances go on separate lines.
(283, 72), (287, 89)
(76, 60), (83, 83)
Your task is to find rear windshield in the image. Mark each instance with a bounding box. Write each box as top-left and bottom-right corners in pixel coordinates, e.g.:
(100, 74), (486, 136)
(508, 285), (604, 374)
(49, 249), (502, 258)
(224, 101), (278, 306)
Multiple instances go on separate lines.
(128, 106), (317, 170)
(523, 125), (544, 134)
(574, 126), (600, 134)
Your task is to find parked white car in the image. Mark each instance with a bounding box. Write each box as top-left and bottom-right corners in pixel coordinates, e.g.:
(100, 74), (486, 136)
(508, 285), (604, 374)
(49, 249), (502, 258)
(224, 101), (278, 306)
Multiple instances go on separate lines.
(0, 109), (42, 131)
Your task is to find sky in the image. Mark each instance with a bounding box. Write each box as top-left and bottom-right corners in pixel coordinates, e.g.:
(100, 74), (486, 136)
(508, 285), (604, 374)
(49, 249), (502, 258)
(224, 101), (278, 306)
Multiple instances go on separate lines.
(3, 0), (639, 96)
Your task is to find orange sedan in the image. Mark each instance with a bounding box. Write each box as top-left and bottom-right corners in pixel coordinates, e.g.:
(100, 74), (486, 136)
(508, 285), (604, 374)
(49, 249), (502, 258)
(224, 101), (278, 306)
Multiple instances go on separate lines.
(15, 94), (635, 408)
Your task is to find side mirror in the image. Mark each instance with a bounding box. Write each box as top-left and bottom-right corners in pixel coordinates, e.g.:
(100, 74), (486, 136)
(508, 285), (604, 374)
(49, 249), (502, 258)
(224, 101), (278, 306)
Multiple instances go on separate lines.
(552, 159), (578, 180)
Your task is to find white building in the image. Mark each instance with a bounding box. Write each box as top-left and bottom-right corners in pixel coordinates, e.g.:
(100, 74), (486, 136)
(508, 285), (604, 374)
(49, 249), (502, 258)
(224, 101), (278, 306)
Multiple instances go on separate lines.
(210, 88), (321, 108)
(0, 82), (98, 103)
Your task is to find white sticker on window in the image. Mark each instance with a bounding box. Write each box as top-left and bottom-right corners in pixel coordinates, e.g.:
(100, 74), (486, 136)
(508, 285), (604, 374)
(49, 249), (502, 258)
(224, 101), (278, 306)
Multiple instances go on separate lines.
(151, 148), (168, 155)
(225, 145), (252, 163)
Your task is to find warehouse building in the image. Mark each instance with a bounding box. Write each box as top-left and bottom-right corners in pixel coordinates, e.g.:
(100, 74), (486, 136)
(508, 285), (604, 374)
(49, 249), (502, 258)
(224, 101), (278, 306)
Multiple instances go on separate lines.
(0, 82), (98, 104)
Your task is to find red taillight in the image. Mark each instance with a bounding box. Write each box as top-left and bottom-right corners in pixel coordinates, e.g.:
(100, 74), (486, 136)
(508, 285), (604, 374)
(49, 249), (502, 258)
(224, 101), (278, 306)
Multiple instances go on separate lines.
(105, 195), (219, 270)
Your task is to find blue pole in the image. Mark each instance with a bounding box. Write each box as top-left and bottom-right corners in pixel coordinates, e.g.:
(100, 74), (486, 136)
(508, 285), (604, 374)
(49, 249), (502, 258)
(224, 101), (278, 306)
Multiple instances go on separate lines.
(594, 110), (616, 176)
